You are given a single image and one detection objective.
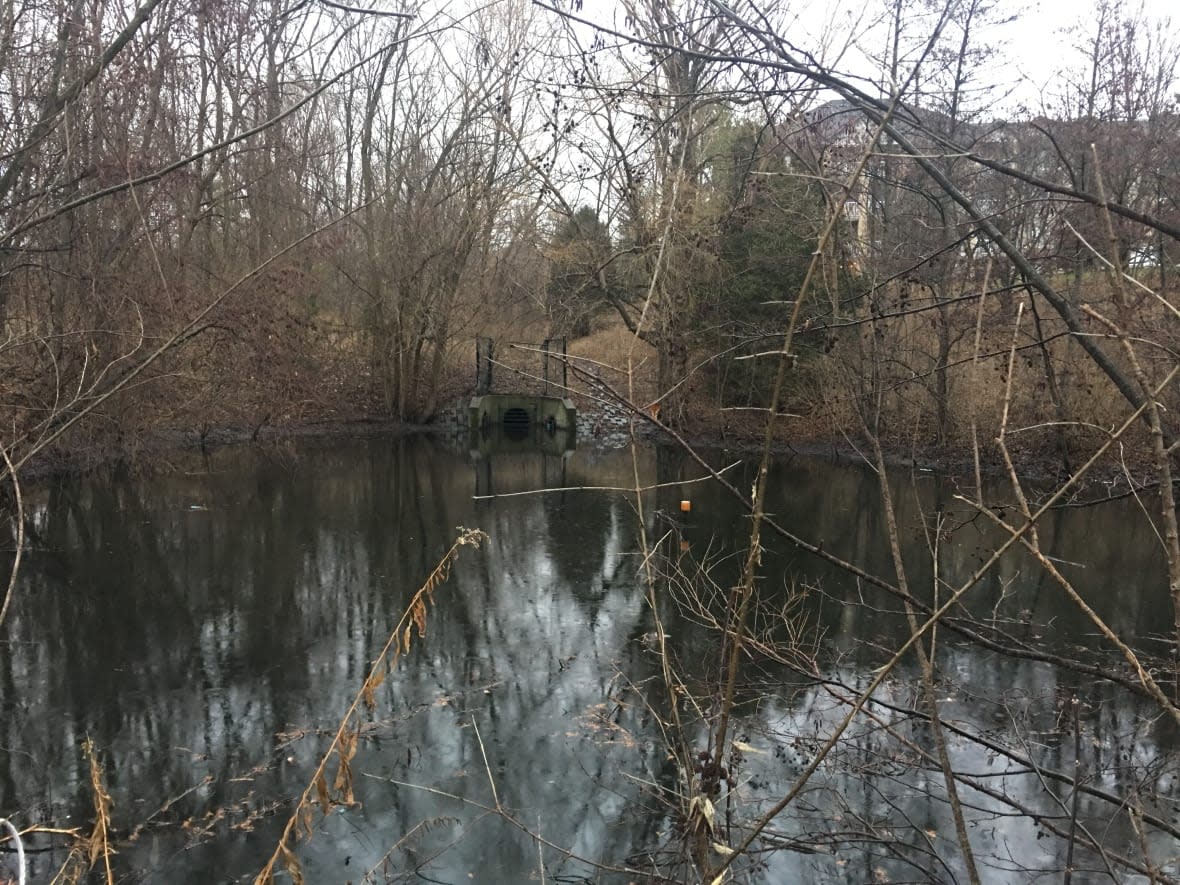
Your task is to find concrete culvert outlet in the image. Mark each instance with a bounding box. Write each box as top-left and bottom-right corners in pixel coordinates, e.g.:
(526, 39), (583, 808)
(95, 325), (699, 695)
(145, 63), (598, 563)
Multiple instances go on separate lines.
(502, 406), (531, 439)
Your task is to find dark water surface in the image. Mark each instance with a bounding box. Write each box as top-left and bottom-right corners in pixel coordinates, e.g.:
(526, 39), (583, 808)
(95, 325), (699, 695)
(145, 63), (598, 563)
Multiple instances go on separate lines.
(1, 434), (1178, 882)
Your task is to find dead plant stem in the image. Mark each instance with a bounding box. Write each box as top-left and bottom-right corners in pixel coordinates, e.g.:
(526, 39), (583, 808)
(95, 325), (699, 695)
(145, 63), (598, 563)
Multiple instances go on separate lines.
(706, 364), (1178, 881)
(0, 442), (23, 629)
(254, 528), (486, 885)
(369, 776), (647, 878)
(1089, 152), (1180, 674)
(1063, 697), (1081, 885)
(966, 501), (1180, 725)
(568, 360), (1171, 701)
(709, 91), (905, 813)
(868, 432), (982, 885)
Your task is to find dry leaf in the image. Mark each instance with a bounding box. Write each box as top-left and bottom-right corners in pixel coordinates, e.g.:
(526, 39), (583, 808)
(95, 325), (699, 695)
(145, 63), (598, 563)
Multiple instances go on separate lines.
(332, 728), (360, 806)
(253, 530), (488, 880)
(412, 598), (428, 637)
(731, 740), (766, 755)
(314, 773), (331, 815)
(296, 805), (314, 841)
(280, 843), (305, 885)
(362, 666), (385, 711)
(700, 797), (716, 829)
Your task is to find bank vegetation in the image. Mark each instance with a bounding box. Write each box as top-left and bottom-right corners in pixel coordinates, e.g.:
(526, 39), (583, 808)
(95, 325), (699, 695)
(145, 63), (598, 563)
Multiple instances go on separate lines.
(5, 0), (1180, 881)
(0, 0), (1172, 478)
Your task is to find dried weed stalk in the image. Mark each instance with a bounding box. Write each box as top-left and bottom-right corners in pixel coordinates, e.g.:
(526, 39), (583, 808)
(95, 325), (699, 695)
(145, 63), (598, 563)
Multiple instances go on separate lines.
(706, 360), (1176, 881)
(0, 443), (22, 630)
(254, 527), (486, 885)
(49, 740), (115, 885)
(951, 205), (1180, 725)
(1089, 152), (1180, 659)
(866, 426), (982, 885)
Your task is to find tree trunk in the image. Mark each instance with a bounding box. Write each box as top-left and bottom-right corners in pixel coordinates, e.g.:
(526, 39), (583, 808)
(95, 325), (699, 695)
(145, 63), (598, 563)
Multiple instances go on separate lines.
(935, 299), (952, 448)
(658, 333), (690, 427)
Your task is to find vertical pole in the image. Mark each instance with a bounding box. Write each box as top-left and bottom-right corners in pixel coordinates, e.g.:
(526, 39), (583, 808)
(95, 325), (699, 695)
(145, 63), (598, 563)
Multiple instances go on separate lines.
(475, 337), (492, 395)
(559, 337), (567, 390)
(471, 339), (490, 394)
(542, 338), (551, 397)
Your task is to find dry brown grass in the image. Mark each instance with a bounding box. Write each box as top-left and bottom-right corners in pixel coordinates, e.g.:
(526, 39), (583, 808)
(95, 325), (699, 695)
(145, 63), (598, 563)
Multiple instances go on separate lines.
(787, 278), (1173, 467)
(437, 273), (1175, 472)
(568, 315), (659, 407)
(49, 739), (115, 885)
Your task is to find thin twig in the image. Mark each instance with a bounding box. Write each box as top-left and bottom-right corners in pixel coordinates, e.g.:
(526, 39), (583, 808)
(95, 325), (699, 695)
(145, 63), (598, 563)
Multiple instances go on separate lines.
(708, 364), (1180, 881)
(0, 442), (23, 629)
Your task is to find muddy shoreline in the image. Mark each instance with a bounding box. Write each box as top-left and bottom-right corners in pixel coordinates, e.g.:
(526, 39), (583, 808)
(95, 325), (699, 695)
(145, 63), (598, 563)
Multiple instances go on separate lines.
(1, 407), (1146, 505)
(7, 417), (426, 484)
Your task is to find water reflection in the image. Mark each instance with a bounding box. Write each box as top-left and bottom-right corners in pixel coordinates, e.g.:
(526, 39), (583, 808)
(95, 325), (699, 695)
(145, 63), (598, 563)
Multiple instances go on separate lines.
(0, 436), (1176, 883)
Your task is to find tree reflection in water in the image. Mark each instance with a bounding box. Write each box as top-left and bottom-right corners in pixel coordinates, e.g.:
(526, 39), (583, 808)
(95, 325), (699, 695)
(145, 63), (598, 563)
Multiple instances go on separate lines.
(0, 436), (1176, 882)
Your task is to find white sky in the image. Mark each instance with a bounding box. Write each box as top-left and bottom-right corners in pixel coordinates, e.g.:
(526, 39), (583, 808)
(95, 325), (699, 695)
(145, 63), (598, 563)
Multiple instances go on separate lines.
(764, 0), (1178, 115)
(999, 0), (1175, 103)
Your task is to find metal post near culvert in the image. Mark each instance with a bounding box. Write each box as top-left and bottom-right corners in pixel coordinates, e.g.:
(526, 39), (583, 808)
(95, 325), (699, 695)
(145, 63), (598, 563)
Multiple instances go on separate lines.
(475, 337), (494, 395)
(541, 337), (567, 394)
(542, 338), (550, 397)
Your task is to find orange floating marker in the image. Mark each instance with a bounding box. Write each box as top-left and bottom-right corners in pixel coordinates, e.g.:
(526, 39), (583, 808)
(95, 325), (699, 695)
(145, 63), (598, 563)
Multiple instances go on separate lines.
(680, 499), (692, 513)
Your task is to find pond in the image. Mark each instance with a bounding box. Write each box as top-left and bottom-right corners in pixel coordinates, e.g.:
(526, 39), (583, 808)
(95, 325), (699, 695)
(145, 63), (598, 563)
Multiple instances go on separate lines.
(1, 433), (1178, 883)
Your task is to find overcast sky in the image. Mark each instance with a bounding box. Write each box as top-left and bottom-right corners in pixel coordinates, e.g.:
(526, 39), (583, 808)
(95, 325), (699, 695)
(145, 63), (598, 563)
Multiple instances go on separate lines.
(564, 0), (1176, 119)
(778, 0), (1178, 113)
(1001, 0), (1174, 99)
